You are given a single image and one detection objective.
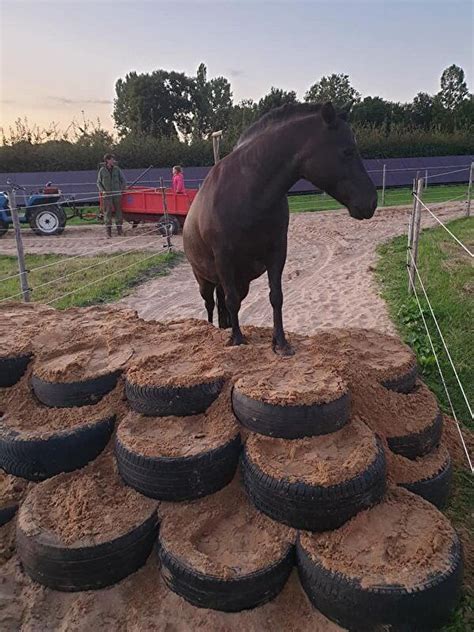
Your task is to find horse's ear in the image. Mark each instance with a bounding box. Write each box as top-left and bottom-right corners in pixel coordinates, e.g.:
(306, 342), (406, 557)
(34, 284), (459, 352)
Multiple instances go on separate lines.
(321, 101), (337, 127)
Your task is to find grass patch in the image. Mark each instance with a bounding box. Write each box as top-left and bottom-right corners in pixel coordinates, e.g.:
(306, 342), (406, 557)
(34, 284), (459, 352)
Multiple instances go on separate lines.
(0, 249), (181, 309)
(375, 217), (473, 631)
(289, 183), (468, 213)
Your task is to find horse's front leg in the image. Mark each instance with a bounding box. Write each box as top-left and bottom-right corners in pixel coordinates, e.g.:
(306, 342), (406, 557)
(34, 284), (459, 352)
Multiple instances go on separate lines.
(267, 259), (294, 356)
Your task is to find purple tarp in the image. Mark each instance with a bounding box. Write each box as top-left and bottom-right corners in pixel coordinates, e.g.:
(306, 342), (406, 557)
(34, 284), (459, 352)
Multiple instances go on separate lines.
(0, 155), (472, 204)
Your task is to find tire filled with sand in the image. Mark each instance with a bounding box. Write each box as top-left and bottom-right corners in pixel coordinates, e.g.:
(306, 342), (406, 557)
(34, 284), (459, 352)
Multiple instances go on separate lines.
(16, 457), (158, 591)
(232, 361), (350, 438)
(242, 417), (386, 531)
(115, 388), (241, 500)
(158, 480), (295, 611)
(297, 487), (463, 630)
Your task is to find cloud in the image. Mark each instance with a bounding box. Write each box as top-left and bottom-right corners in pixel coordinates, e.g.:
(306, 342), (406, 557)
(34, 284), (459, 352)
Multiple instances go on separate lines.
(228, 69), (245, 78)
(47, 97), (112, 105)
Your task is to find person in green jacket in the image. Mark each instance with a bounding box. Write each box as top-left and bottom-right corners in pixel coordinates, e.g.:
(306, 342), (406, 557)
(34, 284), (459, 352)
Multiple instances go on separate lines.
(97, 153), (127, 238)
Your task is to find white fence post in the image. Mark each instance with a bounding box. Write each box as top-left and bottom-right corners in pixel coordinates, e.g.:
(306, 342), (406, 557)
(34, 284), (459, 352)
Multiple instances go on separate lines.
(467, 162), (473, 217)
(381, 163), (386, 206)
(7, 189), (30, 302)
(211, 130), (223, 164)
(408, 178), (424, 295)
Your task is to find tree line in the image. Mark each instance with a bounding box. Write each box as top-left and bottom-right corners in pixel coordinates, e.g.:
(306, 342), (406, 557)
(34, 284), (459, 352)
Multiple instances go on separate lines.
(1, 64), (472, 173)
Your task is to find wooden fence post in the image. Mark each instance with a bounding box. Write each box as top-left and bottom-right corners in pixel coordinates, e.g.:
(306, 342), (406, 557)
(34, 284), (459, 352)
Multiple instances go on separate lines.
(467, 162), (473, 217)
(408, 178), (424, 295)
(211, 130), (223, 164)
(7, 189), (30, 302)
(381, 164), (386, 206)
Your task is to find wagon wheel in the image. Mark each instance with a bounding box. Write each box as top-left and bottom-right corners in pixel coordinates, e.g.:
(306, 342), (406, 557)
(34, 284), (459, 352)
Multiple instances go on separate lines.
(157, 216), (180, 236)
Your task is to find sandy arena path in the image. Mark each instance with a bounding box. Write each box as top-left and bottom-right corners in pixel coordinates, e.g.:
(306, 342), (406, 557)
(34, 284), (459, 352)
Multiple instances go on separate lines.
(119, 201), (466, 334)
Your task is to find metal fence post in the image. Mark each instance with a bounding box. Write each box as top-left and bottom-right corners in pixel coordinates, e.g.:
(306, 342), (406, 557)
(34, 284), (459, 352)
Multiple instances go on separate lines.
(7, 189), (30, 302)
(381, 164), (386, 206)
(467, 162), (473, 217)
(408, 178), (424, 295)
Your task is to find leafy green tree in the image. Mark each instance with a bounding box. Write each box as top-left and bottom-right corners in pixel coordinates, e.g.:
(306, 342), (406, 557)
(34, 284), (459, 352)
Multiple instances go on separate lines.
(410, 92), (435, 129)
(352, 97), (391, 127)
(257, 87), (297, 115)
(438, 64), (469, 111)
(113, 70), (194, 138)
(192, 63), (233, 138)
(304, 74), (361, 108)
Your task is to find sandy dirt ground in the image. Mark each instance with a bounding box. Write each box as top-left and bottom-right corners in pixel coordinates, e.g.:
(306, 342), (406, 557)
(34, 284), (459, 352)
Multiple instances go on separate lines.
(119, 202), (466, 334)
(0, 202), (465, 334)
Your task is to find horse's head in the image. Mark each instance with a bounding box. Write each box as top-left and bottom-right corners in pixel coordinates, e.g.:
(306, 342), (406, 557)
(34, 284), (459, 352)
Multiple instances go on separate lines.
(300, 102), (377, 220)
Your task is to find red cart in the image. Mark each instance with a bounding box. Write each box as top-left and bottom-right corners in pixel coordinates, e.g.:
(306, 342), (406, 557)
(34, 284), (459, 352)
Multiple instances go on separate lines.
(100, 186), (198, 235)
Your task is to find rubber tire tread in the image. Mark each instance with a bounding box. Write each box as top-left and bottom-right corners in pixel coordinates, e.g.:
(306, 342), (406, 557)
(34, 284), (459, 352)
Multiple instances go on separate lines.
(241, 439), (386, 532)
(231, 386), (350, 438)
(125, 377), (225, 417)
(0, 503), (18, 526)
(381, 365), (418, 394)
(0, 354), (32, 387)
(159, 541), (294, 612)
(17, 510), (158, 591)
(400, 454), (452, 509)
(296, 536), (463, 631)
(0, 415), (115, 481)
(387, 411), (443, 460)
(115, 433), (241, 500)
(31, 371), (121, 408)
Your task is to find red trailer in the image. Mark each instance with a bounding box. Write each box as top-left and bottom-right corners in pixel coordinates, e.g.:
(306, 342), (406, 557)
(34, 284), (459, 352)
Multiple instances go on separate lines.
(100, 187), (198, 234)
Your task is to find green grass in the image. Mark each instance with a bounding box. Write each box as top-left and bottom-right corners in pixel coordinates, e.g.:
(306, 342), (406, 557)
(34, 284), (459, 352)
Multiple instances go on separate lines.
(375, 217), (473, 631)
(0, 250), (181, 309)
(289, 183), (468, 213)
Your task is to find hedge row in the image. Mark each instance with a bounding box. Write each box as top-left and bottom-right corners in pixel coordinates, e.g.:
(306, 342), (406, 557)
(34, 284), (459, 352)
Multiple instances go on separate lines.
(0, 128), (473, 173)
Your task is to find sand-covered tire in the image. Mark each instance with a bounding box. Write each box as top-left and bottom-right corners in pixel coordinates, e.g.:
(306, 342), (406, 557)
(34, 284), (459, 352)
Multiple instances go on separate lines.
(0, 503), (18, 526)
(17, 509), (158, 592)
(381, 364), (418, 394)
(125, 378), (225, 417)
(0, 354), (32, 387)
(31, 371), (121, 408)
(400, 454), (452, 509)
(159, 541), (294, 612)
(388, 410), (443, 460)
(0, 415), (115, 481)
(242, 431), (387, 531)
(296, 488), (463, 631)
(116, 434), (241, 501)
(231, 386), (350, 438)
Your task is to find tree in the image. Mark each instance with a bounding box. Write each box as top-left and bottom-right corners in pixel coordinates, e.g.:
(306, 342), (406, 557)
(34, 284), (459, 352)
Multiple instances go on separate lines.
(113, 70), (195, 138)
(410, 92), (435, 129)
(257, 87), (297, 116)
(191, 63), (233, 139)
(438, 64), (468, 111)
(352, 97), (391, 127)
(304, 73), (361, 108)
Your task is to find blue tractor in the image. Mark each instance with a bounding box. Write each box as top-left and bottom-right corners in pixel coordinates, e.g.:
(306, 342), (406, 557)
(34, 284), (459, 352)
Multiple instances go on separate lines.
(0, 181), (74, 237)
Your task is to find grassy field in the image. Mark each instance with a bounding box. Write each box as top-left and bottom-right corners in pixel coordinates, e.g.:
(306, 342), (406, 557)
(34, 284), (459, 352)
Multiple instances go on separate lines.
(288, 183), (468, 213)
(376, 217), (473, 631)
(0, 250), (180, 309)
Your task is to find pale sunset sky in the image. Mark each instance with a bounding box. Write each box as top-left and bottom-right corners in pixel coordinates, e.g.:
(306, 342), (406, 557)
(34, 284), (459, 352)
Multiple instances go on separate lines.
(1, 0), (473, 135)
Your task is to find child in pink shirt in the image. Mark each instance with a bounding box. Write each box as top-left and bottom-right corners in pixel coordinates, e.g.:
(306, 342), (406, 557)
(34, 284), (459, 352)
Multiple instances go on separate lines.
(172, 165), (185, 193)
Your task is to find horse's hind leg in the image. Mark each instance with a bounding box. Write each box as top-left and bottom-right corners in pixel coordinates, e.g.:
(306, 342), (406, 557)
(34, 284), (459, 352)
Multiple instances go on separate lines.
(216, 285), (231, 329)
(198, 278), (216, 324)
(267, 254), (294, 356)
(220, 279), (249, 346)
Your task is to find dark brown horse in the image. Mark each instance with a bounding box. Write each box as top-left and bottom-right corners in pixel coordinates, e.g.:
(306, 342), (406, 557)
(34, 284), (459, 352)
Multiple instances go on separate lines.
(183, 102), (377, 355)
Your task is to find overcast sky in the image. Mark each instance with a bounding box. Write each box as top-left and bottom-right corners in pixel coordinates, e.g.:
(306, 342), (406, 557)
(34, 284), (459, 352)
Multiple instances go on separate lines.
(1, 0), (472, 133)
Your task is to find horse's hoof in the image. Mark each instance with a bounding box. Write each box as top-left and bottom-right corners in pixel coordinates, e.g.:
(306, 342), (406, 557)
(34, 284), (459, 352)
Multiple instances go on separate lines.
(226, 335), (247, 347)
(273, 342), (295, 356)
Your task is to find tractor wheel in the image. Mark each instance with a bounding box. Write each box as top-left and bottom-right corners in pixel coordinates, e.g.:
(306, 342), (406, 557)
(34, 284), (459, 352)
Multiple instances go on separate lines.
(157, 215), (180, 236)
(29, 205), (66, 236)
(0, 220), (8, 237)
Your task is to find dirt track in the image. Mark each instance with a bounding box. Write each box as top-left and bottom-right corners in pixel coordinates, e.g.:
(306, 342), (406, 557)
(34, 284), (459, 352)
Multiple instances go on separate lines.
(0, 202), (466, 334)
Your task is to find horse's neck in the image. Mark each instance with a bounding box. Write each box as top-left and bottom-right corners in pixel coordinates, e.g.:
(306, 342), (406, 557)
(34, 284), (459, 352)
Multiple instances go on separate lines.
(238, 119), (308, 205)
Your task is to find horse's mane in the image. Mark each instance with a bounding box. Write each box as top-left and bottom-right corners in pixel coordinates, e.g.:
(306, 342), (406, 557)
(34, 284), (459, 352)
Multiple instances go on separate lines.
(236, 102), (323, 147)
